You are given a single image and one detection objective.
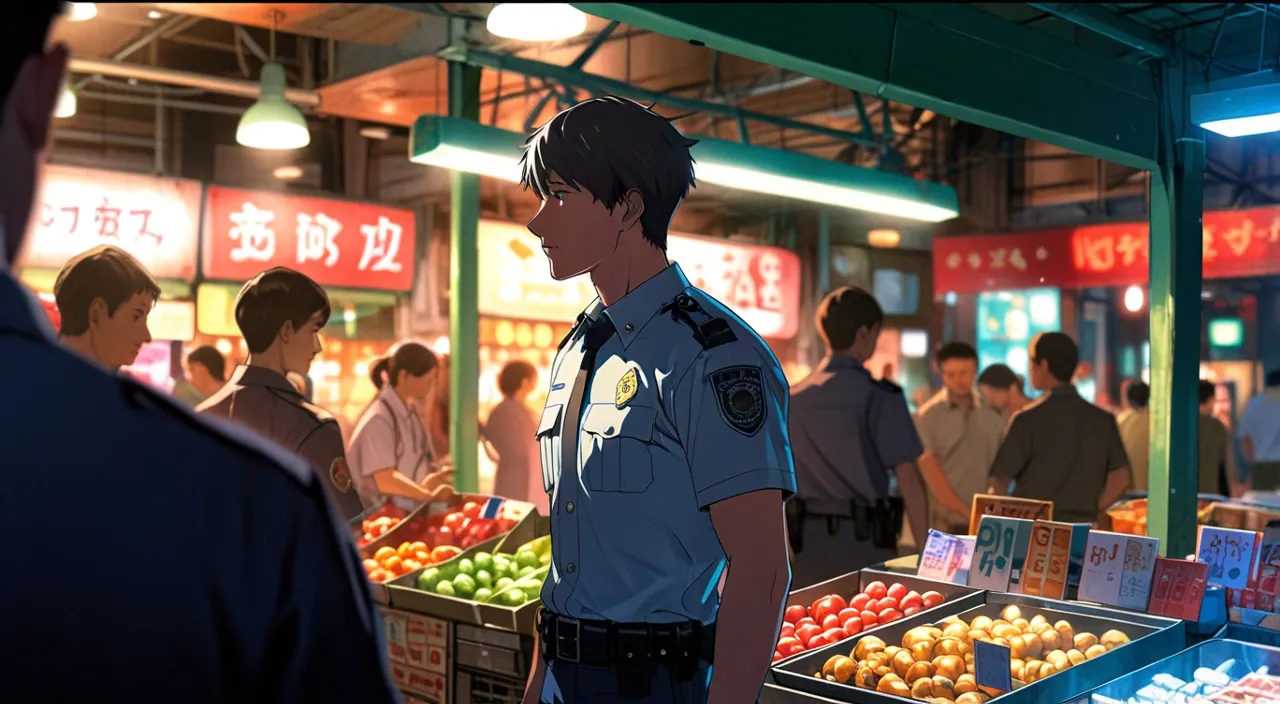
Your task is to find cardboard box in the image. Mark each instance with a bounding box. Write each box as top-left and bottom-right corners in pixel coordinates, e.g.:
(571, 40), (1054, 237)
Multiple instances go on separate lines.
(390, 662), (448, 703)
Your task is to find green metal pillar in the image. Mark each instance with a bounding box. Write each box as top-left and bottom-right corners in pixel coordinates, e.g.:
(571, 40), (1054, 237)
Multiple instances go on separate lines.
(448, 59), (482, 495)
(1145, 58), (1204, 558)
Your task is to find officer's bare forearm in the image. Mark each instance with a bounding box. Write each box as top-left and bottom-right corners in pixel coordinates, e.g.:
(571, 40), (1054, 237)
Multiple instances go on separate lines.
(894, 461), (929, 548)
(707, 490), (790, 704)
(520, 633), (546, 704)
(372, 468), (435, 502)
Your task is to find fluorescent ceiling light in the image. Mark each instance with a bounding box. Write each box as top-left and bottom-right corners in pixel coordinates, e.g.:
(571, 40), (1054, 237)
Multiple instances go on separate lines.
(408, 116), (959, 223)
(65, 2), (98, 21)
(486, 4), (588, 42)
(237, 62), (310, 150)
(1192, 72), (1280, 138)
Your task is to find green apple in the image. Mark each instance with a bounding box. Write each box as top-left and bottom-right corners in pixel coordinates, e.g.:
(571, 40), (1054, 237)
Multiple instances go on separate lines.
(452, 574), (477, 599)
(417, 567), (442, 592)
(456, 558), (476, 577)
(474, 552), (494, 573)
(475, 587), (494, 603)
(475, 570), (493, 588)
(435, 580), (456, 597)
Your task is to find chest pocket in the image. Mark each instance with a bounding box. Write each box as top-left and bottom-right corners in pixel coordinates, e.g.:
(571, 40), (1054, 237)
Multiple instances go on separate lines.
(537, 404), (562, 495)
(579, 403), (657, 493)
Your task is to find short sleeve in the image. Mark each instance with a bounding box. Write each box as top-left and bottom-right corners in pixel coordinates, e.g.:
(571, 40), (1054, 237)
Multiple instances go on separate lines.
(1104, 415), (1131, 474)
(990, 411), (1033, 481)
(913, 405), (937, 454)
(351, 415), (399, 478)
(672, 343), (797, 511)
(870, 390), (925, 468)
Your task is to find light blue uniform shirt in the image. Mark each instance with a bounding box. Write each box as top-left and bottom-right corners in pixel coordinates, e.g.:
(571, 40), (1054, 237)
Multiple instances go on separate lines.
(535, 263), (796, 625)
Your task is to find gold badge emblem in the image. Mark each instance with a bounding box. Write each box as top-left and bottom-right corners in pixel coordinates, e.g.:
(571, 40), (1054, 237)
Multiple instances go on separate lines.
(329, 457), (353, 493)
(615, 368), (639, 408)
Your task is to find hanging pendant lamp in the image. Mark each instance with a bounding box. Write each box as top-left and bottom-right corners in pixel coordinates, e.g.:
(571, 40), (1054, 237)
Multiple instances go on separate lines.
(236, 62), (310, 150)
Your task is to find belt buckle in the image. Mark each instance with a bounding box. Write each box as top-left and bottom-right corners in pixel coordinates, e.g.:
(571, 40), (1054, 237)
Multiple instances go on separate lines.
(557, 616), (581, 664)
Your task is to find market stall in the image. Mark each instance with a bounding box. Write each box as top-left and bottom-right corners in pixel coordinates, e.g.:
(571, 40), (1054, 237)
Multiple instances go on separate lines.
(19, 163), (202, 389)
(197, 186), (418, 428)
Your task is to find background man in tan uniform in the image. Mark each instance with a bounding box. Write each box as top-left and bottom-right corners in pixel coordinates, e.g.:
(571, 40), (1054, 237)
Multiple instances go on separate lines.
(198, 267), (365, 522)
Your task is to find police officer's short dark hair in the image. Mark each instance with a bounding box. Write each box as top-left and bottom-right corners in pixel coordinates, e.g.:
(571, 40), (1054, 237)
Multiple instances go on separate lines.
(498, 359), (538, 397)
(1126, 380), (1150, 410)
(1030, 332), (1079, 383)
(187, 345), (226, 383)
(519, 95), (698, 251)
(936, 341), (978, 366)
(0, 1), (61, 105)
(978, 364), (1023, 393)
(1198, 379), (1216, 405)
(816, 286), (883, 352)
(54, 245), (162, 336)
(234, 268), (332, 355)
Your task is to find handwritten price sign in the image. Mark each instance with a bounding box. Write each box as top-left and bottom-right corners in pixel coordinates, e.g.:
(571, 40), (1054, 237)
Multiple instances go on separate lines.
(1197, 526), (1260, 589)
(1147, 557), (1208, 621)
(918, 530), (976, 584)
(968, 516), (1034, 592)
(1078, 531), (1159, 609)
(1117, 535), (1159, 610)
(1019, 521), (1074, 599)
(968, 495), (1053, 535)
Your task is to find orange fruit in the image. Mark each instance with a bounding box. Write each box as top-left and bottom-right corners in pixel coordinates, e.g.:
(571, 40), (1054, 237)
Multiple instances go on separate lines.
(430, 545), (462, 562)
(402, 559), (423, 573)
(373, 547), (396, 563)
(409, 541), (428, 553)
(362, 559), (379, 573)
(414, 550), (431, 563)
(382, 555), (403, 573)
(397, 542), (413, 559)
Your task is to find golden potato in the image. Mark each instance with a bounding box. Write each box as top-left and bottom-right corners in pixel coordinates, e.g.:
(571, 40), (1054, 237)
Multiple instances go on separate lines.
(891, 649), (916, 677)
(1007, 634), (1028, 660)
(911, 678), (935, 699)
(954, 674), (979, 694)
(1021, 632), (1044, 660)
(1000, 605), (1023, 622)
(940, 615), (966, 627)
(933, 655), (966, 681)
(1085, 644), (1107, 660)
(867, 651), (892, 669)
(992, 623), (1022, 640)
(1029, 614), (1048, 630)
(956, 692), (991, 704)
(877, 677), (912, 697)
(874, 665), (893, 678)
(823, 655), (844, 678)
(855, 636), (887, 661)
(906, 661), (934, 682)
(912, 640), (935, 662)
(1036, 662), (1056, 680)
(1100, 630), (1131, 650)
(1044, 650), (1069, 671)
(904, 627), (942, 649)
(937, 637), (972, 658)
(1073, 633), (1099, 652)
(968, 630), (990, 645)
(1012, 618), (1031, 633)
(833, 657), (857, 684)
(1038, 627), (1062, 652)
(967, 660), (976, 676)
(855, 665), (877, 689)
(1067, 649), (1087, 666)
(885, 645), (904, 659)
(932, 676), (957, 701)
(990, 637), (1010, 649)
(1054, 621), (1075, 645)
(943, 622), (970, 642)
(970, 616), (995, 632)
(1010, 659), (1025, 682)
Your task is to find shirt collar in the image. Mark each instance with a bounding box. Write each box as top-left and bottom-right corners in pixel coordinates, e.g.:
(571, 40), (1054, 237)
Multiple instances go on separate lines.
(944, 388), (981, 409)
(819, 354), (864, 372)
(1050, 384), (1079, 398)
(0, 269), (58, 344)
(378, 382), (414, 419)
(230, 364), (300, 396)
(596, 263), (690, 349)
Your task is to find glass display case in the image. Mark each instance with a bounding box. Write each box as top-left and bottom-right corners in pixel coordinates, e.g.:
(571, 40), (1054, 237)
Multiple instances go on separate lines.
(1079, 639), (1280, 704)
(976, 288), (1061, 399)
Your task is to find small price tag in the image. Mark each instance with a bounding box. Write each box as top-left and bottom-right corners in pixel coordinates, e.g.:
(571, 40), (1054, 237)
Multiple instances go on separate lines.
(481, 496), (506, 520)
(1197, 525), (1260, 589)
(973, 639), (1013, 692)
(1019, 521), (1074, 599)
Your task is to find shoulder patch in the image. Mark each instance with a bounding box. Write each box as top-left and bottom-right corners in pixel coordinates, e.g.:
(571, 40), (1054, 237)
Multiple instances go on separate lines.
(329, 457), (354, 493)
(709, 365), (766, 436)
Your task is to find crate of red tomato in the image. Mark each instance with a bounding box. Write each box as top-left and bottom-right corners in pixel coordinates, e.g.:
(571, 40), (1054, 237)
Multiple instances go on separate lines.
(773, 569), (979, 665)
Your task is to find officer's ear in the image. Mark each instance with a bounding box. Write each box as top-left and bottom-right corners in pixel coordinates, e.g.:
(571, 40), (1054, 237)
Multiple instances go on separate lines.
(87, 297), (108, 330)
(278, 320), (295, 345)
(619, 188), (645, 231)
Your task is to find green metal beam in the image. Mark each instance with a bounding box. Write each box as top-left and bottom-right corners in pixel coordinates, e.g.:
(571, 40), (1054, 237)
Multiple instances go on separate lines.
(575, 2), (1160, 169)
(1027, 3), (1171, 59)
(1145, 58), (1203, 559)
(448, 58), (482, 495)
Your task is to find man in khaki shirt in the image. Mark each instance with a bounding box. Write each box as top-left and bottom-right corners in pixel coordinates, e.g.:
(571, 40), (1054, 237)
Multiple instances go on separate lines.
(915, 342), (1006, 533)
(1117, 380), (1150, 492)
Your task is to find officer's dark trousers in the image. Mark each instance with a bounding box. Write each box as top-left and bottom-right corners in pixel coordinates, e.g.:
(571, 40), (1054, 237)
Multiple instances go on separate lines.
(540, 660), (710, 703)
(790, 519), (898, 590)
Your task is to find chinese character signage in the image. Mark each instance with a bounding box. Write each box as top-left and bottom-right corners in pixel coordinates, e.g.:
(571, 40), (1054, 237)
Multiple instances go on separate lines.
(935, 206), (1280, 294)
(1147, 557), (1207, 621)
(23, 164), (201, 280)
(475, 219), (803, 338)
(202, 187), (416, 291)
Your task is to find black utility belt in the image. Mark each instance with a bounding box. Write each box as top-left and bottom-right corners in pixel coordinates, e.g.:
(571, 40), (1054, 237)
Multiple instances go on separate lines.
(788, 498), (904, 550)
(536, 607), (714, 677)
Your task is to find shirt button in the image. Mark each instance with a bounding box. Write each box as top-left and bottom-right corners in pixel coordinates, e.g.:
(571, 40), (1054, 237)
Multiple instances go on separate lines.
(623, 323), (634, 333)
(566, 501), (575, 513)
(567, 563), (576, 574)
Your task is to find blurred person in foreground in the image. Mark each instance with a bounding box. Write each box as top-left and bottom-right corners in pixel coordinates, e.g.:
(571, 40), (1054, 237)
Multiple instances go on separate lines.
(481, 359), (548, 514)
(914, 342), (1006, 533)
(988, 332), (1131, 523)
(1116, 380), (1150, 492)
(789, 287), (929, 586)
(977, 363), (1030, 418)
(1239, 370), (1280, 493)
(53, 244), (157, 370)
(172, 345), (226, 406)
(0, 6), (397, 701)
(1199, 380), (1236, 497)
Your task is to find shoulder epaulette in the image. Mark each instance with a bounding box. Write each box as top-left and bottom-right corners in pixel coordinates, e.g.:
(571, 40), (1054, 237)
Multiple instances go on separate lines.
(659, 293), (738, 351)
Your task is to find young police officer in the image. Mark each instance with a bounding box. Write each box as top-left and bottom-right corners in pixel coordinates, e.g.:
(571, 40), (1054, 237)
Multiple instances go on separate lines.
(0, 6), (396, 700)
(519, 96), (796, 704)
(788, 287), (930, 587)
(198, 267), (366, 522)
(53, 244), (159, 370)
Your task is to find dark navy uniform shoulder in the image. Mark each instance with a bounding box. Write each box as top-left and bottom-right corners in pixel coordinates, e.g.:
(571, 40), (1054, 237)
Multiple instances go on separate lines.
(876, 378), (904, 394)
(266, 385), (335, 425)
(659, 287), (739, 351)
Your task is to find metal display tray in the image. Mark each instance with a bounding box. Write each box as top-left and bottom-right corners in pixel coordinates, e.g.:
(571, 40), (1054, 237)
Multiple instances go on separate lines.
(770, 592), (1185, 704)
(775, 569), (982, 668)
(1216, 621), (1280, 649)
(1069, 638), (1280, 704)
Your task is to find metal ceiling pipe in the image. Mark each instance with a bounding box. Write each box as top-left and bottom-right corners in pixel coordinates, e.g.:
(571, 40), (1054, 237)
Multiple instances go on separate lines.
(67, 56), (322, 108)
(77, 90), (245, 116)
(1027, 3), (1169, 59)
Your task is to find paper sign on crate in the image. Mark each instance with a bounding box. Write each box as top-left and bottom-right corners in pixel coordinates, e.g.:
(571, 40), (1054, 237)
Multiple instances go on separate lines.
(1078, 530), (1159, 609)
(918, 530), (976, 584)
(1147, 557), (1208, 621)
(968, 494), (1053, 535)
(968, 516), (1034, 592)
(1019, 520), (1075, 599)
(1197, 525), (1260, 589)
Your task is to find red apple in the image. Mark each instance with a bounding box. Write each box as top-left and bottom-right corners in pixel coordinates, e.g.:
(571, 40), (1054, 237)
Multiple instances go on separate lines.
(794, 617), (817, 630)
(784, 605), (807, 624)
(784, 642), (807, 657)
(877, 596), (900, 612)
(921, 591), (945, 608)
(795, 624), (823, 644)
(878, 608), (904, 624)
(812, 595), (847, 624)
(887, 583), (908, 601)
(903, 606), (921, 617)
(859, 610), (879, 627)
(806, 633), (834, 649)
(849, 593), (873, 612)
(821, 614), (842, 630)
(779, 624), (795, 639)
(864, 581), (888, 600)
(823, 627), (849, 642)
(842, 618), (864, 636)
